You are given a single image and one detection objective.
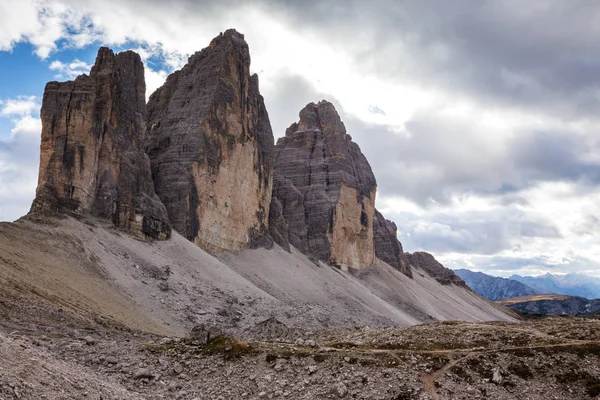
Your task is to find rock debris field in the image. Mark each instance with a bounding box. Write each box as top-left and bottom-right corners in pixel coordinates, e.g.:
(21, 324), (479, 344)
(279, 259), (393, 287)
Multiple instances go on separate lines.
(1, 287), (599, 400)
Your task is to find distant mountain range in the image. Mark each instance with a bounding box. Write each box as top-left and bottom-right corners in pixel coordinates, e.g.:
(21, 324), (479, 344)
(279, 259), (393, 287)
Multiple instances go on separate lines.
(498, 294), (600, 316)
(510, 273), (600, 300)
(454, 269), (538, 300)
(454, 269), (600, 302)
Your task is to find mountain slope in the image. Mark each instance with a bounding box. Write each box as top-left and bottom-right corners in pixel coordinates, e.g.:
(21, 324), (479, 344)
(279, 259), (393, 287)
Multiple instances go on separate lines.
(510, 273), (600, 299)
(0, 216), (515, 337)
(455, 269), (539, 300)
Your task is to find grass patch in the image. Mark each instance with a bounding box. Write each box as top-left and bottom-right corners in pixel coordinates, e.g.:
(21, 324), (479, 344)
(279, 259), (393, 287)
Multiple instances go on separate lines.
(201, 335), (256, 360)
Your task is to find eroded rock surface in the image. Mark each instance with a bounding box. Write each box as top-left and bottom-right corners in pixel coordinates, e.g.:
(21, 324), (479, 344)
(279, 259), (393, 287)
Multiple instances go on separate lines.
(405, 251), (467, 287)
(30, 47), (170, 240)
(271, 101), (376, 270)
(373, 209), (412, 277)
(146, 29), (274, 252)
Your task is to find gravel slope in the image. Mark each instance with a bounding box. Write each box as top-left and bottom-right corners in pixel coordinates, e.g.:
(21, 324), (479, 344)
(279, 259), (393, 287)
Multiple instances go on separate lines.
(0, 216), (514, 339)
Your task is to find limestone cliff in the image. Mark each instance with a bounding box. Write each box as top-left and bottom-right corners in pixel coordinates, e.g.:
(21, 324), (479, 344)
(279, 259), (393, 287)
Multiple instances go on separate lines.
(30, 47), (171, 240)
(271, 101), (377, 270)
(146, 29), (274, 253)
(373, 209), (412, 277)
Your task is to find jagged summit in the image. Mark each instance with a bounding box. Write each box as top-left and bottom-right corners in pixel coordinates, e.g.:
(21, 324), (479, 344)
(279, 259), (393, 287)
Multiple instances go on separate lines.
(270, 100), (415, 277)
(270, 100), (377, 270)
(146, 29), (274, 253)
(29, 47), (171, 240)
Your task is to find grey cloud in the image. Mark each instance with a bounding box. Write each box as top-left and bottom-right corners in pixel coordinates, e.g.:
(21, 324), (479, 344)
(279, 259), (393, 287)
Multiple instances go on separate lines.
(261, 72), (340, 137)
(0, 133), (40, 222)
(259, 72), (597, 261)
(446, 254), (600, 278)
(344, 109), (600, 206)
(262, 0), (600, 120)
(386, 208), (561, 255)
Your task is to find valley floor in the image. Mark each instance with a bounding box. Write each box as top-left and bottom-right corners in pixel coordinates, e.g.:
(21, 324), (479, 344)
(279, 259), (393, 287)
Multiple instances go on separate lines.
(1, 283), (599, 400)
(2, 216), (592, 399)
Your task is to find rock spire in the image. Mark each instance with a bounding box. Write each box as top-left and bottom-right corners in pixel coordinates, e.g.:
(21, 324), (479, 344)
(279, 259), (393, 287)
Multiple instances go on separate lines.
(30, 47), (171, 239)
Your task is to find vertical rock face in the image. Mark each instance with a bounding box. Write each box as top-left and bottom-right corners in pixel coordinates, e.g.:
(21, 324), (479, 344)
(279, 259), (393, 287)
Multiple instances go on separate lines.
(146, 29), (274, 253)
(405, 252), (468, 287)
(271, 101), (377, 270)
(373, 209), (412, 277)
(30, 48), (171, 240)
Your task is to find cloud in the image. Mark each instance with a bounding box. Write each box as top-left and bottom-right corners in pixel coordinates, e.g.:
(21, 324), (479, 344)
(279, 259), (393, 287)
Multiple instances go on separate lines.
(48, 58), (93, 79)
(368, 105), (385, 115)
(1, 0), (600, 277)
(0, 97), (41, 222)
(0, 96), (39, 117)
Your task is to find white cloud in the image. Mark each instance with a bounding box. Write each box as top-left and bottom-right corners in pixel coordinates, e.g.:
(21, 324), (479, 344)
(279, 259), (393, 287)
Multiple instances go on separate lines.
(145, 67), (168, 100)
(0, 96), (41, 222)
(48, 58), (92, 78)
(0, 96), (39, 117)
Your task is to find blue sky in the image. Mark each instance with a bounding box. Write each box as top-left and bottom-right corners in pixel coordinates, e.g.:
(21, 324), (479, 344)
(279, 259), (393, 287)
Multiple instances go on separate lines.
(0, 42), (102, 137)
(2, 0), (600, 278)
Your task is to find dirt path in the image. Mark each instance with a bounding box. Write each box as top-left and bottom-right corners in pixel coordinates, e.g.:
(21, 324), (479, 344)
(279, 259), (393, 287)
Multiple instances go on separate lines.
(418, 339), (600, 399)
(421, 353), (471, 400)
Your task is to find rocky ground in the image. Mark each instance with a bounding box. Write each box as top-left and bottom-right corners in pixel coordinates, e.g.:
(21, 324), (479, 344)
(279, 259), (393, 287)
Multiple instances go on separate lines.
(1, 287), (599, 400)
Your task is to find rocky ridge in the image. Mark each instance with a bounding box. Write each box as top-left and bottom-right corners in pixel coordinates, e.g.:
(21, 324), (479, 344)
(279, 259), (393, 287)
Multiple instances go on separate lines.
(0, 27), (531, 400)
(406, 252), (469, 287)
(27, 27), (464, 285)
(499, 294), (600, 316)
(29, 47), (171, 240)
(455, 269), (539, 301)
(373, 209), (412, 277)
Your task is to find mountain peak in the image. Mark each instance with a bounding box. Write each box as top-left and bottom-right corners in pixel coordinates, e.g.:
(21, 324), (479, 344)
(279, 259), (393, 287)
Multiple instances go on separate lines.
(29, 46), (170, 240)
(146, 29), (274, 252)
(294, 99), (346, 135)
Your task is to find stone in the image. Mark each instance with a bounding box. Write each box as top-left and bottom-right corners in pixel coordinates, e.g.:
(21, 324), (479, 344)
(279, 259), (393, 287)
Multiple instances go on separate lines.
(30, 47), (171, 240)
(270, 100), (377, 270)
(405, 252), (468, 287)
(189, 324), (222, 344)
(335, 382), (348, 397)
(133, 369), (155, 380)
(146, 29), (274, 253)
(373, 209), (412, 277)
(83, 336), (95, 346)
(492, 367), (503, 385)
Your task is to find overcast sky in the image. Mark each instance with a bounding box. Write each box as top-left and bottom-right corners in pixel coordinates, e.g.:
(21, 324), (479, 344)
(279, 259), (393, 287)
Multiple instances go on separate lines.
(2, 0), (600, 277)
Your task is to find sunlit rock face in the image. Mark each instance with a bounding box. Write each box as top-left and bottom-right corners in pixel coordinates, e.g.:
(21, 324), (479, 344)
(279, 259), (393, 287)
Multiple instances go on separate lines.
(270, 100), (377, 270)
(31, 47), (171, 240)
(146, 29), (275, 252)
